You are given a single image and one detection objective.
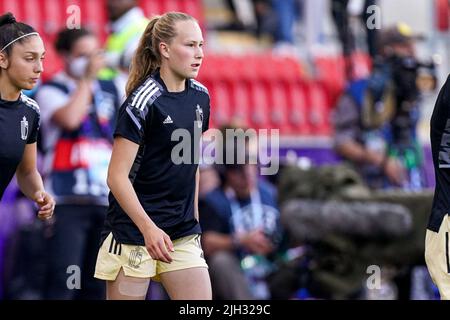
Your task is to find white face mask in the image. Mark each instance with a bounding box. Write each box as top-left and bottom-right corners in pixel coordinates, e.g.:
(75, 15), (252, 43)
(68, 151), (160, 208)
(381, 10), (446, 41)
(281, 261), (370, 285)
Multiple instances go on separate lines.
(68, 56), (89, 79)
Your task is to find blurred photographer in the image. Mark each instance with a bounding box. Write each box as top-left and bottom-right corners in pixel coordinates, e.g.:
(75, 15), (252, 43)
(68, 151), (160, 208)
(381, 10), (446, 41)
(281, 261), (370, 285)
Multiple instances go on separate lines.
(332, 23), (436, 190)
(34, 28), (120, 299)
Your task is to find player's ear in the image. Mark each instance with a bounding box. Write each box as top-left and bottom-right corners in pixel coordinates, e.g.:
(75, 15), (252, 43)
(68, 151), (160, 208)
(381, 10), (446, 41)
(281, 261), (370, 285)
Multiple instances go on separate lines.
(0, 52), (9, 70)
(159, 42), (170, 59)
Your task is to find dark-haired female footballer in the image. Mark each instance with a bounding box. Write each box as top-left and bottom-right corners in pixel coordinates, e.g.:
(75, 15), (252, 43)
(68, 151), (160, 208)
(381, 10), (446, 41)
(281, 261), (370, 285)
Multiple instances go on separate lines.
(0, 12), (54, 219)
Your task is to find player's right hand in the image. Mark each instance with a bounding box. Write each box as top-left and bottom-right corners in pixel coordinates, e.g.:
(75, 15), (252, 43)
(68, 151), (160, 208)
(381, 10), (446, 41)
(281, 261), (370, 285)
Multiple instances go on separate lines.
(144, 225), (175, 263)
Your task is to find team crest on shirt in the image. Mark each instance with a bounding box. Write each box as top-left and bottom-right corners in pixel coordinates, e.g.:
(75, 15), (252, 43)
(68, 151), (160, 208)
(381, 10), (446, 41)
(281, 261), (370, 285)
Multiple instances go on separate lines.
(20, 116), (29, 141)
(195, 104), (203, 129)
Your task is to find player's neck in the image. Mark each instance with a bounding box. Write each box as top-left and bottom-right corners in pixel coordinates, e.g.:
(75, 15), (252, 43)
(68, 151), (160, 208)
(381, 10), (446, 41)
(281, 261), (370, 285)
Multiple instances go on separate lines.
(0, 76), (21, 101)
(159, 67), (185, 93)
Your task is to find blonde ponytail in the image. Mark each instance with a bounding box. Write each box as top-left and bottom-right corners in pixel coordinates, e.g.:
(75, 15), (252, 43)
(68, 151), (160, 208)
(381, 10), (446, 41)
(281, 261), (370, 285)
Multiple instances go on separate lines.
(125, 12), (196, 96)
(126, 16), (160, 96)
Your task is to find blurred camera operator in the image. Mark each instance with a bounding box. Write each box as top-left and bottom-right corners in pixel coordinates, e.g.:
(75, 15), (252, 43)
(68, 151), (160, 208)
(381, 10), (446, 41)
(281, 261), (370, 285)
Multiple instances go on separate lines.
(332, 22), (436, 190)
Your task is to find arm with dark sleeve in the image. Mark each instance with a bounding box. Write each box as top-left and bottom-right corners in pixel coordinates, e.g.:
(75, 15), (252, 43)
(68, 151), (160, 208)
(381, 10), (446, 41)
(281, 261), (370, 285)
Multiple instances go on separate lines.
(18, 114), (43, 196)
(195, 168), (200, 221)
(434, 75), (450, 168)
(27, 113), (40, 144)
(17, 113), (55, 219)
(203, 95), (210, 133)
(114, 96), (149, 144)
(434, 75), (450, 125)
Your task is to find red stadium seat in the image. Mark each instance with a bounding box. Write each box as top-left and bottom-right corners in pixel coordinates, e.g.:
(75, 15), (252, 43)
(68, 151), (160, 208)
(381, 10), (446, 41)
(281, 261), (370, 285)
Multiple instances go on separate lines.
(314, 53), (373, 106)
(161, 0), (179, 13)
(140, 0), (205, 26)
(248, 81), (270, 130)
(198, 54), (231, 82)
(41, 0), (65, 38)
(314, 55), (346, 106)
(254, 53), (275, 82)
(64, 0), (82, 14)
(286, 82), (310, 135)
(306, 81), (332, 136)
(279, 56), (304, 82)
(264, 55), (302, 83)
(205, 55), (236, 82)
(437, 0), (450, 31)
(267, 81), (290, 134)
(139, 0), (164, 16)
(199, 80), (215, 128)
(229, 81), (251, 127)
(197, 55), (209, 81)
(239, 55), (260, 82)
(182, 0), (204, 25)
(1, 0), (23, 22)
(22, 0), (43, 32)
(220, 56), (239, 82)
(208, 81), (232, 128)
(82, 0), (108, 42)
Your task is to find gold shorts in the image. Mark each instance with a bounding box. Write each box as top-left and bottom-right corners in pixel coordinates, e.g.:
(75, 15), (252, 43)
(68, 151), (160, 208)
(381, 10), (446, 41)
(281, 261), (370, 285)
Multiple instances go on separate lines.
(425, 214), (450, 299)
(94, 232), (208, 282)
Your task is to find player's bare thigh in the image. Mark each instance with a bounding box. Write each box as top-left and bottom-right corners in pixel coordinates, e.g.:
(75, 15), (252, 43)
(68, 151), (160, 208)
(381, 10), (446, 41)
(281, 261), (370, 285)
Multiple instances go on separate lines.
(106, 268), (150, 300)
(160, 267), (212, 300)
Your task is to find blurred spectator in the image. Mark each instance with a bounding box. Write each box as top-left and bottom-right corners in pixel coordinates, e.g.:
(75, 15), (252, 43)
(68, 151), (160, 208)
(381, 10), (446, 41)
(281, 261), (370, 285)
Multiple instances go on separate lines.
(199, 164), (220, 198)
(332, 23), (433, 190)
(303, 0), (327, 53)
(272, 0), (302, 47)
(100, 0), (148, 80)
(219, 0), (277, 39)
(360, 0), (378, 58)
(331, 0), (352, 57)
(220, 0), (251, 31)
(254, 0), (277, 38)
(199, 130), (282, 299)
(331, 0), (378, 78)
(34, 28), (120, 299)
